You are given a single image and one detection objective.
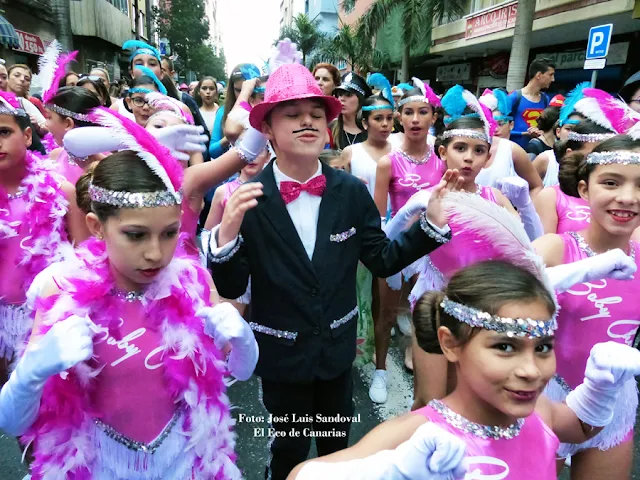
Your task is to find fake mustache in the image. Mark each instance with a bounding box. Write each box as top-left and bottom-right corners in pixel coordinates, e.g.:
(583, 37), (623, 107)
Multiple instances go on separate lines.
(293, 128), (320, 134)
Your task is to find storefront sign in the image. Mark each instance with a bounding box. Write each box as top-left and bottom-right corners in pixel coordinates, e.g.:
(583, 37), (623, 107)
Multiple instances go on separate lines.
(436, 63), (471, 83)
(536, 42), (629, 70)
(13, 30), (45, 56)
(465, 1), (518, 39)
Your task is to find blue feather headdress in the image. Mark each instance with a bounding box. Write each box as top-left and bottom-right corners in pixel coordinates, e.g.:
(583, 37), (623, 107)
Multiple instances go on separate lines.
(123, 40), (161, 62)
(559, 82), (589, 126)
(397, 83), (413, 93)
(442, 85), (468, 121)
(365, 73), (394, 109)
(134, 65), (167, 95)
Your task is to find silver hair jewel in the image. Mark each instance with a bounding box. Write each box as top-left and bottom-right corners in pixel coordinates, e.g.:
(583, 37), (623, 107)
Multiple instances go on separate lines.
(0, 106), (28, 117)
(397, 95), (429, 109)
(45, 103), (90, 122)
(88, 184), (183, 208)
(441, 129), (489, 143)
(566, 131), (615, 143)
(441, 296), (557, 338)
(585, 151), (640, 166)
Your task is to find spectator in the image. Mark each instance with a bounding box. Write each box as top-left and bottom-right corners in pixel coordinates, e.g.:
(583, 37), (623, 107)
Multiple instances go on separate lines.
(7, 64), (48, 153)
(0, 62), (7, 91)
(508, 57), (555, 148)
(619, 70), (640, 113)
(59, 71), (80, 88)
(526, 106), (560, 159)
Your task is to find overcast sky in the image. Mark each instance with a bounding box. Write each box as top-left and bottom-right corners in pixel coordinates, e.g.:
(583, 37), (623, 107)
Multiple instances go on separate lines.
(219, 0), (282, 75)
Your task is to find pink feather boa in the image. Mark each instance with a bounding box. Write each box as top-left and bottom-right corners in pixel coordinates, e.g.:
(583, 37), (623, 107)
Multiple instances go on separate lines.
(23, 238), (240, 479)
(41, 132), (60, 154)
(0, 150), (68, 293)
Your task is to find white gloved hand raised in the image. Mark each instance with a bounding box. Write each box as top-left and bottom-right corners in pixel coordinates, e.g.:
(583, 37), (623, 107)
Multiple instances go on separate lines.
(148, 124), (208, 162)
(383, 190), (431, 240)
(268, 38), (303, 73)
(234, 127), (268, 163)
(495, 176), (531, 209)
(197, 303), (258, 381)
(547, 249), (636, 293)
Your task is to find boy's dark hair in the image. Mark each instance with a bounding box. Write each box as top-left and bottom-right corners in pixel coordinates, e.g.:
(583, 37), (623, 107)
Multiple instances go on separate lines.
(529, 57), (555, 79)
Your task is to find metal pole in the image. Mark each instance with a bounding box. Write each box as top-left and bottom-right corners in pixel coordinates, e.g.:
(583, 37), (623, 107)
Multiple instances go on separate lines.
(590, 69), (598, 88)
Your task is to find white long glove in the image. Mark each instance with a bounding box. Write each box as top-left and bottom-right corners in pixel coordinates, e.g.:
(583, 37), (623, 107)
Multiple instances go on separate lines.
(383, 190), (432, 240)
(0, 315), (93, 436)
(63, 125), (208, 162)
(234, 126), (268, 163)
(296, 422), (467, 480)
(496, 176), (544, 241)
(268, 38), (303, 74)
(197, 303), (258, 381)
(546, 249), (636, 293)
(566, 342), (640, 427)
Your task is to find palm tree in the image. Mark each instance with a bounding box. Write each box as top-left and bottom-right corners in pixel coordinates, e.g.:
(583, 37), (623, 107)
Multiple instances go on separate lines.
(505, 1), (536, 91)
(276, 13), (327, 66)
(342, 0), (466, 81)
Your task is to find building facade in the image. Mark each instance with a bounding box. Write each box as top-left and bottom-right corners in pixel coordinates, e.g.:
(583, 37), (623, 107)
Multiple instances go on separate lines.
(307, 0), (339, 34)
(205, 0), (222, 54)
(280, 0), (307, 30)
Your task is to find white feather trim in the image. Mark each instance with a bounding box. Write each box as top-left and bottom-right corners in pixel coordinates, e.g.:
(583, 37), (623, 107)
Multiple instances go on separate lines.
(478, 93), (498, 112)
(461, 90), (491, 140)
(574, 98), (614, 132)
(35, 40), (62, 99)
(412, 77), (426, 97)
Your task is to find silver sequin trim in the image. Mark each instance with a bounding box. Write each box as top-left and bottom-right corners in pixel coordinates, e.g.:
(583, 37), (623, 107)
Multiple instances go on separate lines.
(249, 322), (298, 341)
(0, 107), (27, 117)
(89, 184), (183, 208)
(441, 129), (489, 143)
(93, 409), (181, 454)
(423, 255), (445, 285)
(208, 235), (243, 264)
(566, 131), (615, 143)
(553, 374), (572, 394)
(112, 288), (145, 302)
(45, 103), (91, 122)
(441, 296), (557, 338)
(330, 227), (356, 243)
(330, 305), (358, 330)
(397, 95), (429, 108)
(7, 189), (26, 200)
(419, 212), (450, 244)
(569, 231), (635, 261)
(340, 81), (366, 97)
(586, 151), (640, 166)
(65, 147), (88, 165)
(429, 399), (525, 440)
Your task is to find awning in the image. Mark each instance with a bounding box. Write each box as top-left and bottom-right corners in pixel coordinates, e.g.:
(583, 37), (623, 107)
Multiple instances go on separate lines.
(0, 15), (20, 49)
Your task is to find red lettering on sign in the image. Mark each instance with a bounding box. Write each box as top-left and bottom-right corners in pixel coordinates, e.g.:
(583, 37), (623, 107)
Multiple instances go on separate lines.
(13, 30), (45, 56)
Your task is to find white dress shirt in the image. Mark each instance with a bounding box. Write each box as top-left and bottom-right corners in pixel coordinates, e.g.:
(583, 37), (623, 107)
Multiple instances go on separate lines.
(210, 161), (324, 260)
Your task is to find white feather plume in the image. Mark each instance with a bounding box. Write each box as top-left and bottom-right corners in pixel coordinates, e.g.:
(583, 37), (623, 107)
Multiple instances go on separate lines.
(574, 98), (614, 132)
(479, 92), (497, 112)
(90, 108), (177, 194)
(412, 77), (426, 97)
(461, 89), (492, 140)
(443, 192), (556, 302)
(627, 122), (640, 141)
(35, 40), (62, 99)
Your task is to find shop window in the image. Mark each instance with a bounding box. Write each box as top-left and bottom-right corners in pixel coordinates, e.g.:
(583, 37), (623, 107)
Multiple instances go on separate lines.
(106, 0), (129, 15)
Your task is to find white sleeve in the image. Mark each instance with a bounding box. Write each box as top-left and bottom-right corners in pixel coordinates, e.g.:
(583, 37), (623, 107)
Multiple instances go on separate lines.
(21, 99), (46, 127)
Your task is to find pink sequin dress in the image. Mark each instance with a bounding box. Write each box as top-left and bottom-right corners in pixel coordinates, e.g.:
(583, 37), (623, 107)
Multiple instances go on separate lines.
(54, 149), (84, 185)
(415, 400), (559, 479)
(544, 231), (640, 455)
(553, 185), (590, 234)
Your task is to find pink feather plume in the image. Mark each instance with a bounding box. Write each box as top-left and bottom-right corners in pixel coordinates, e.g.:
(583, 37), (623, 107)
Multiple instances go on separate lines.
(462, 89), (498, 139)
(0, 90), (24, 112)
(146, 92), (194, 124)
(412, 77), (441, 108)
(88, 107), (184, 192)
(41, 49), (79, 103)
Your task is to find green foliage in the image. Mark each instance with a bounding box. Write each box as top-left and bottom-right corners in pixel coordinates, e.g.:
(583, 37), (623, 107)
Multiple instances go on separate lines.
(276, 13), (327, 65)
(189, 45), (227, 80)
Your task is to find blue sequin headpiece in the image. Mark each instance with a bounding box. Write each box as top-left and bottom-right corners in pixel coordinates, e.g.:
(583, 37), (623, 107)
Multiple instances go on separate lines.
(123, 40), (161, 62)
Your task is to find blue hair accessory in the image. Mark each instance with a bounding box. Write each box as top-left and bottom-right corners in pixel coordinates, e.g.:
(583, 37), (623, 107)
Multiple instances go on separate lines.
(397, 83), (413, 93)
(362, 104), (393, 112)
(129, 87), (154, 95)
(564, 119), (580, 125)
(134, 65), (167, 95)
(559, 82), (589, 126)
(254, 86), (266, 94)
(493, 115), (513, 122)
(367, 73), (395, 108)
(441, 85), (467, 121)
(123, 40), (161, 62)
(494, 89), (513, 117)
(240, 64), (261, 81)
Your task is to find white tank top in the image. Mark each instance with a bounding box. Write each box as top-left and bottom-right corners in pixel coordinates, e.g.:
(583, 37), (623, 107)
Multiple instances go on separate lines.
(350, 143), (378, 198)
(542, 150), (559, 187)
(476, 138), (516, 188)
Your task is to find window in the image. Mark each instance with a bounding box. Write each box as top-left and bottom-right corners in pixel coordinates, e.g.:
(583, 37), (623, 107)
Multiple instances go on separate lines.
(106, 0), (128, 15)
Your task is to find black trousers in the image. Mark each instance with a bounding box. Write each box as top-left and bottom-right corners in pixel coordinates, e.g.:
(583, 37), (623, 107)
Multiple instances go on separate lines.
(261, 368), (354, 480)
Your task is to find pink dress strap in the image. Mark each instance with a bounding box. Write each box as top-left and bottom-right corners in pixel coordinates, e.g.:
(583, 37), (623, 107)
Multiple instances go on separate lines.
(553, 185), (590, 233)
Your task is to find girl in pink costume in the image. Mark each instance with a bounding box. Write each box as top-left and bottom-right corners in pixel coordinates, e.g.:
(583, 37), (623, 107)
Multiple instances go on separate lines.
(534, 134), (640, 479)
(288, 256), (640, 480)
(370, 78), (445, 403)
(0, 90), (88, 375)
(0, 108), (258, 479)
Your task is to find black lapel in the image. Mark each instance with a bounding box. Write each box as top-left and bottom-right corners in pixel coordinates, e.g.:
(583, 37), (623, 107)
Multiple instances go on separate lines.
(311, 163), (344, 269)
(257, 160), (317, 277)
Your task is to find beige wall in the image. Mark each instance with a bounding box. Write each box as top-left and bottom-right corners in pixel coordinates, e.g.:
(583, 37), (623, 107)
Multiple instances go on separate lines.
(71, 0), (132, 46)
(341, 0), (374, 26)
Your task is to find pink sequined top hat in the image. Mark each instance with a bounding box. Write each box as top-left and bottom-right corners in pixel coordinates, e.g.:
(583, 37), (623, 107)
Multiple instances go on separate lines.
(248, 64), (342, 131)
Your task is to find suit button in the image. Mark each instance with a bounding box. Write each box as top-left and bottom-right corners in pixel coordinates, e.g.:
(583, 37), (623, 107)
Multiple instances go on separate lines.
(313, 327), (320, 335)
(310, 288), (318, 297)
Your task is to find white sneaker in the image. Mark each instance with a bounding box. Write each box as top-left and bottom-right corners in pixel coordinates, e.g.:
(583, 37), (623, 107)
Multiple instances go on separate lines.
(397, 314), (412, 336)
(369, 369), (388, 404)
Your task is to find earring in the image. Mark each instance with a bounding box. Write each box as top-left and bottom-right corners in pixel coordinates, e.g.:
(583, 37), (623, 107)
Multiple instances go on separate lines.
(97, 234), (104, 240)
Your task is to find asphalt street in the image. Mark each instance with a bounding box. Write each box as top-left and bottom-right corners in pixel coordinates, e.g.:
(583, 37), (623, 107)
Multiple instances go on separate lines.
(1, 338), (640, 479)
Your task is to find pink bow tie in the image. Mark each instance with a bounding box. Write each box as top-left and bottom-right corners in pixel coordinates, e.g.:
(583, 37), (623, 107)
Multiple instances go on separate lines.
(280, 175), (327, 204)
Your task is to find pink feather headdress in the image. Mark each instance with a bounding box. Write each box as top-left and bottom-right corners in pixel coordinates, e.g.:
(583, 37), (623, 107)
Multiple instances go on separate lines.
(462, 89), (498, 140)
(412, 77), (441, 108)
(572, 88), (640, 137)
(145, 92), (194, 124)
(88, 107), (184, 198)
(0, 90), (27, 116)
(37, 40), (79, 104)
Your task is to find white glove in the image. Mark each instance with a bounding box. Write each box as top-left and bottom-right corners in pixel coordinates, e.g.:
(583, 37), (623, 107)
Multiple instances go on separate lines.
(0, 315), (93, 436)
(296, 422), (467, 480)
(384, 190), (431, 240)
(63, 126), (121, 158)
(547, 249), (636, 293)
(268, 38), (303, 74)
(235, 126), (268, 163)
(197, 303), (258, 381)
(566, 341), (640, 427)
(148, 124), (208, 162)
(496, 176), (543, 240)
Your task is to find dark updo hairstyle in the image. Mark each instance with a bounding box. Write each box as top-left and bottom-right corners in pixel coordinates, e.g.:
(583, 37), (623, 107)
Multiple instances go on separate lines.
(76, 151), (168, 220)
(439, 116), (487, 148)
(413, 261), (556, 354)
(48, 86), (101, 127)
(77, 77), (112, 107)
(537, 106), (560, 133)
(398, 87), (434, 115)
(559, 134), (640, 198)
(361, 95), (393, 123)
(553, 120), (613, 164)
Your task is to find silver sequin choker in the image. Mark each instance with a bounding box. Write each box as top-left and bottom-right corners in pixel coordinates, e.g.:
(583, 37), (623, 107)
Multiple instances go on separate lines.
(6, 189), (26, 200)
(569, 231), (635, 261)
(429, 400), (525, 440)
(585, 151), (640, 166)
(111, 288), (145, 302)
(89, 184), (183, 208)
(399, 145), (433, 165)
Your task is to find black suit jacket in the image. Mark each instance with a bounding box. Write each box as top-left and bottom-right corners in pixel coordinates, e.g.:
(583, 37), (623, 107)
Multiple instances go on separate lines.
(209, 160), (447, 383)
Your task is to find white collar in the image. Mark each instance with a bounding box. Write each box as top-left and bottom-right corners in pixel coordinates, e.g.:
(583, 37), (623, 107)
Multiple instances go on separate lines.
(273, 160), (322, 188)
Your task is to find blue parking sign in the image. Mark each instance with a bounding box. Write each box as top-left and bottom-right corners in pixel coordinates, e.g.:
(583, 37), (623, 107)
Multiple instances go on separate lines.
(586, 24), (613, 59)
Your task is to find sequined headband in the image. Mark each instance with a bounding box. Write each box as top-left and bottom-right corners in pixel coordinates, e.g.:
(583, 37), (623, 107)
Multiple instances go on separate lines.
(566, 131), (616, 143)
(362, 104), (393, 112)
(88, 184), (183, 208)
(441, 296), (557, 338)
(45, 103), (90, 122)
(585, 151), (640, 166)
(339, 81), (366, 97)
(397, 95), (429, 108)
(441, 129), (490, 144)
(0, 106), (27, 117)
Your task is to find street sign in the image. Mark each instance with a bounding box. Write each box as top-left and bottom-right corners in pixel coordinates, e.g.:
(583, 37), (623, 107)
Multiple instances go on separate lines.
(584, 58), (606, 70)
(586, 24), (613, 59)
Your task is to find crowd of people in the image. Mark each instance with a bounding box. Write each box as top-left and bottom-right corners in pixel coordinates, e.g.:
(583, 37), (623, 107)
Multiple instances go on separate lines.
(1, 36), (640, 480)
